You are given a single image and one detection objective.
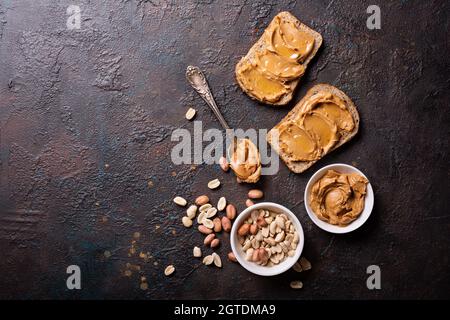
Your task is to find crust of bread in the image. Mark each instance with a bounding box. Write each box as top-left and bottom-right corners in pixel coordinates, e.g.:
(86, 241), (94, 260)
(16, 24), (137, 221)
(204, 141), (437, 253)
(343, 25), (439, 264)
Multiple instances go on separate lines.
(235, 11), (323, 106)
(266, 84), (360, 172)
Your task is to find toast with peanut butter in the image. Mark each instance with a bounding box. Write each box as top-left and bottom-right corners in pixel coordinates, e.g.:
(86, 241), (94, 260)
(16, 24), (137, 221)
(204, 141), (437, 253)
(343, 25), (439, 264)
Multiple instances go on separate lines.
(235, 11), (322, 106)
(266, 84), (360, 173)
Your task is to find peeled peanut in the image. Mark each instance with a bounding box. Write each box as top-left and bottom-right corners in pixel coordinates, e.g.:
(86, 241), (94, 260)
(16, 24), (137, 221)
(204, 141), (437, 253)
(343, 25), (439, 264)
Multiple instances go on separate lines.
(210, 238), (220, 248)
(226, 204), (236, 220)
(198, 225), (213, 235)
(245, 199), (254, 207)
(213, 217), (222, 232)
(251, 248), (259, 262)
(195, 195), (209, 206)
(249, 224), (258, 235)
(256, 216), (267, 227)
(248, 189), (263, 199)
(227, 252), (237, 262)
(238, 223), (250, 236)
(221, 216), (231, 232)
(204, 233), (215, 246)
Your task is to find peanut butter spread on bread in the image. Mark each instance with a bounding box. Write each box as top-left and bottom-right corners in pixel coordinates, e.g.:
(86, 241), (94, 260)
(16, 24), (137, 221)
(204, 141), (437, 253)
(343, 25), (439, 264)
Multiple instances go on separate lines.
(277, 92), (354, 161)
(236, 12), (317, 104)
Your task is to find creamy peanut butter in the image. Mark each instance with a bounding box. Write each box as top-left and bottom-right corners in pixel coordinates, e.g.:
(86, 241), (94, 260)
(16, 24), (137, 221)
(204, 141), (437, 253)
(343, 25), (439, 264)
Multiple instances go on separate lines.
(229, 138), (261, 183)
(310, 170), (368, 226)
(278, 121), (320, 161)
(268, 17), (315, 62)
(236, 63), (289, 103)
(256, 50), (305, 81)
(278, 92), (354, 161)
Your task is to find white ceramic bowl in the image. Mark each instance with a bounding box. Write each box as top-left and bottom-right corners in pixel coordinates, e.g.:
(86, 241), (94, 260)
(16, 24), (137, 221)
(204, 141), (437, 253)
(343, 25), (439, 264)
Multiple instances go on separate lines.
(230, 202), (304, 276)
(304, 163), (374, 234)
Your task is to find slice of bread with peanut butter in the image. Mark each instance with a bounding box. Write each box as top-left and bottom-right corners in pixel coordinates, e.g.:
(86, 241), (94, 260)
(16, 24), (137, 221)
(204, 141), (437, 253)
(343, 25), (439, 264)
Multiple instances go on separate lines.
(235, 11), (322, 105)
(267, 84), (360, 173)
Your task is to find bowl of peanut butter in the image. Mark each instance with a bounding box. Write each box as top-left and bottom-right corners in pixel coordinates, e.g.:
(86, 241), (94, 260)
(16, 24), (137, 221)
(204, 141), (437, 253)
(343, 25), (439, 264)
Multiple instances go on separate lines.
(304, 163), (374, 233)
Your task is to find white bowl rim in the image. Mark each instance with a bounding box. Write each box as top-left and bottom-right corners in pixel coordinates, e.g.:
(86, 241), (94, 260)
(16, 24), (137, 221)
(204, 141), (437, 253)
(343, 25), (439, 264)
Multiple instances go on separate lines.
(304, 163), (374, 234)
(230, 202), (304, 276)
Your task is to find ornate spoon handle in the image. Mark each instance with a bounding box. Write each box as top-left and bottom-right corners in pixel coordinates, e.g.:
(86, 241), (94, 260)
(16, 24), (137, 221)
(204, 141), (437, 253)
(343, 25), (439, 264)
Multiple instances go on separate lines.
(186, 66), (231, 130)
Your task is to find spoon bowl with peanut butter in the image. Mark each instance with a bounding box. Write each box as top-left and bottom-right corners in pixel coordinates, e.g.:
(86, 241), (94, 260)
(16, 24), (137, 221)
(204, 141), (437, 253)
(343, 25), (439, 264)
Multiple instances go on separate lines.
(186, 66), (262, 183)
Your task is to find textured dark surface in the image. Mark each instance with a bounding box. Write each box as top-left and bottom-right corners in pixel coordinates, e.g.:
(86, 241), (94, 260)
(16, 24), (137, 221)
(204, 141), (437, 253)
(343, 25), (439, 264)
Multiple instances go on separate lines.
(0, 0), (449, 300)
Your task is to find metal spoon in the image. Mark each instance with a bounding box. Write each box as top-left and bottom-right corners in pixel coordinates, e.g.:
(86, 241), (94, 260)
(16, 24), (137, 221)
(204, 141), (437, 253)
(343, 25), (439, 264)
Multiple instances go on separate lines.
(185, 66), (262, 183)
(185, 66), (231, 131)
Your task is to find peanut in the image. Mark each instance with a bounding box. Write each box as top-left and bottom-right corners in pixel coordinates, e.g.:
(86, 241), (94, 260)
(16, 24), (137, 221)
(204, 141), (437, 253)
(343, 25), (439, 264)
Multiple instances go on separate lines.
(249, 224), (258, 235)
(251, 248), (259, 262)
(213, 217), (222, 232)
(248, 189), (263, 199)
(204, 233), (215, 246)
(198, 225), (213, 235)
(221, 216), (231, 232)
(195, 195), (209, 206)
(227, 252), (237, 262)
(210, 238), (220, 248)
(245, 199), (254, 207)
(256, 216), (267, 227)
(226, 204), (236, 220)
(238, 223), (250, 236)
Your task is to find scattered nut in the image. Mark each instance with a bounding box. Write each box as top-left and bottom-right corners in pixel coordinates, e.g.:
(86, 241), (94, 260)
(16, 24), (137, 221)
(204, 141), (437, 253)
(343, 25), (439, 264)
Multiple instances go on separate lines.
(292, 262), (303, 272)
(210, 238), (220, 248)
(226, 204), (236, 220)
(213, 217), (222, 232)
(204, 234), (215, 246)
(198, 225), (213, 234)
(219, 156), (229, 172)
(217, 197), (227, 211)
(299, 257), (311, 271)
(186, 205), (198, 219)
(197, 211), (207, 224)
(203, 255), (214, 265)
(221, 216), (231, 232)
(199, 203), (212, 212)
(173, 196), (187, 206)
(185, 107), (196, 120)
(246, 199), (255, 207)
(227, 252), (237, 262)
(203, 218), (214, 229)
(290, 280), (303, 289)
(206, 207), (217, 218)
(212, 252), (222, 267)
(164, 265), (175, 276)
(193, 246), (202, 257)
(195, 195), (209, 206)
(248, 189), (264, 199)
(182, 216), (193, 228)
(208, 178), (221, 189)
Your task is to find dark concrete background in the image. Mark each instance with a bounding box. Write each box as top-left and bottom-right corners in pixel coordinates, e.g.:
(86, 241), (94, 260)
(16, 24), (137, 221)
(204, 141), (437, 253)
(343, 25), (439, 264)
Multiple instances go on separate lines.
(0, 0), (449, 299)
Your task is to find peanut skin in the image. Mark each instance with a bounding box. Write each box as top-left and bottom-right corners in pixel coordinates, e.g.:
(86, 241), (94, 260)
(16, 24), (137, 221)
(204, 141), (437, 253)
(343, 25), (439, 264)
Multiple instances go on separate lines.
(213, 217), (222, 232)
(226, 204), (236, 220)
(198, 225), (213, 235)
(221, 216), (232, 232)
(204, 233), (215, 246)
